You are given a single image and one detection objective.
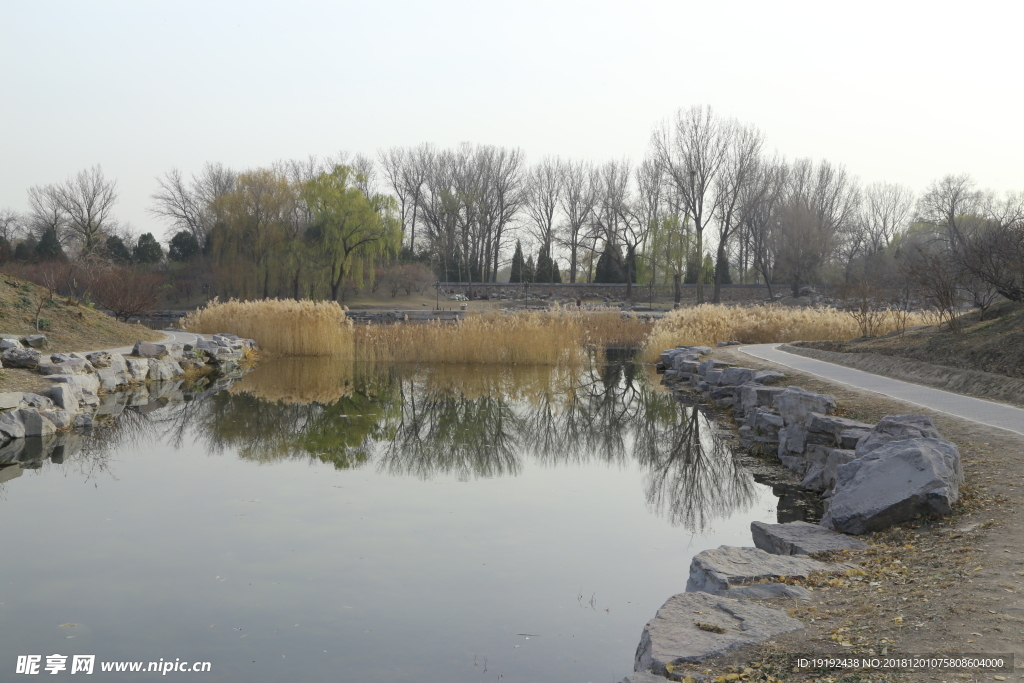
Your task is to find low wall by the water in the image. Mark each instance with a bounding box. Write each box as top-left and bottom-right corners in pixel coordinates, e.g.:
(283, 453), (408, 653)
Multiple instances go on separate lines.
(436, 282), (784, 302)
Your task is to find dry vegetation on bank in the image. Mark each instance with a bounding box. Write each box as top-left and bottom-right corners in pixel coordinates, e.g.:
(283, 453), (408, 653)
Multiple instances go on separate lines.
(181, 298), (949, 366)
(181, 298), (355, 357)
(182, 299), (653, 364)
(0, 275), (163, 352)
(641, 304), (942, 362)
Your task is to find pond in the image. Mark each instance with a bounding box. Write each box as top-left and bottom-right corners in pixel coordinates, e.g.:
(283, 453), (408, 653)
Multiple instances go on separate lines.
(1, 359), (794, 682)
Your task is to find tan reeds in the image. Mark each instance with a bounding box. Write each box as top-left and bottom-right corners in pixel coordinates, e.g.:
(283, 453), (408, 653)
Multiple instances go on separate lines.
(181, 298), (354, 357)
(641, 304), (941, 362)
(355, 309), (587, 364)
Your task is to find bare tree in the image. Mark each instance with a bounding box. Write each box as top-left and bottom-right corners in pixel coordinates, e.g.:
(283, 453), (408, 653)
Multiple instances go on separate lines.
(26, 185), (68, 245)
(711, 120), (764, 302)
(379, 145), (431, 253)
(916, 173), (983, 252)
(863, 181), (914, 253)
(90, 265), (166, 322)
(523, 157), (563, 279)
(652, 105), (730, 303)
(775, 158), (860, 296)
(49, 166), (119, 256)
(151, 163), (236, 244)
(0, 208), (23, 244)
(736, 155), (787, 296)
(557, 159), (598, 283)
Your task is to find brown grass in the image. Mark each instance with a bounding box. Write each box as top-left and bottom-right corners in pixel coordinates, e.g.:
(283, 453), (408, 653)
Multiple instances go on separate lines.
(181, 298), (354, 357)
(641, 304), (942, 362)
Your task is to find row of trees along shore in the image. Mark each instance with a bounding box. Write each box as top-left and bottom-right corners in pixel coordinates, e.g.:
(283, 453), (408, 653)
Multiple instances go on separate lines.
(3, 105), (1024, 320)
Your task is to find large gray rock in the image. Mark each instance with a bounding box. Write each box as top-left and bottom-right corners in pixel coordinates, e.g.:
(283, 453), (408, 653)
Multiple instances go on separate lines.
(697, 359), (732, 376)
(148, 358), (184, 381)
(0, 410), (26, 438)
(132, 341), (169, 358)
(855, 415), (941, 457)
(85, 351), (113, 368)
(773, 387), (836, 425)
(1, 347), (41, 369)
(17, 408), (56, 438)
(804, 413), (874, 445)
(23, 334), (48, 349)
(673, 358), (701, 374)
(38, 357), (93, 375)
(704, 369), (724, 385)
(48, 385), (79, 411)
(686, 545), (837, 597)
(802, 448), (859, 493)
(0, 392), (22, 411)
(751, 521), (867, 556)
(48, 373), (101, 401)
(634, 592), (803, 674)
(0, 338), (23, 350)
(822, 437), (962, 535)
(718, 367), (755, 386)
(753, 370), (785, 385)
(739, 384), (785, 414)
(125, 357), (149, 382)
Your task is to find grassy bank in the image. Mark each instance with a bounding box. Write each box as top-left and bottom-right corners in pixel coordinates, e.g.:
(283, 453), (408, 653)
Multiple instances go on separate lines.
(0, 275), (164, 352)
(640, 304), (941, 362)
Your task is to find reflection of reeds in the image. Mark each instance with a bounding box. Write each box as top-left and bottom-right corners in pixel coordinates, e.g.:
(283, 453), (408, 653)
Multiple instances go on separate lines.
(641, 304), (941, 362)
(228, 357), (357, 404)
(181, 298), (354, 357)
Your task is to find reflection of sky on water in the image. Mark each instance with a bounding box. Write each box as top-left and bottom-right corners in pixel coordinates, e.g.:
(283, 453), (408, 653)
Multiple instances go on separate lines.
(0, 361), (779, 683)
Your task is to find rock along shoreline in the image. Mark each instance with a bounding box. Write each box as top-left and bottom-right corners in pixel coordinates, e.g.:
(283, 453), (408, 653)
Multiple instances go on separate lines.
(620, 345), (965, 682)
(0, 332), (257, 445)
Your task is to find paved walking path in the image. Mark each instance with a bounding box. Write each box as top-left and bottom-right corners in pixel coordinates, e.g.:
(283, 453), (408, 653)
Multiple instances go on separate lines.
(741, 343), (1024, 437)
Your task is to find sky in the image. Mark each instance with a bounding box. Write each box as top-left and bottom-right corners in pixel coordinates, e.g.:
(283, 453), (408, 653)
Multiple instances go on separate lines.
(3, 0), (1023, 239)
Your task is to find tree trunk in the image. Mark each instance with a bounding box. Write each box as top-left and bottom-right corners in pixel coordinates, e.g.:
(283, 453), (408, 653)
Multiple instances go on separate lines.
(695, 230), (704, 304)
(673, 273), (682, 306)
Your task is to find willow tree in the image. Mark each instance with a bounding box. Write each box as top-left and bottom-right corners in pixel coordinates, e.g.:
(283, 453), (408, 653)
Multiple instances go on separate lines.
(303, 165), (401, 301)
(212, 169), (294, 298)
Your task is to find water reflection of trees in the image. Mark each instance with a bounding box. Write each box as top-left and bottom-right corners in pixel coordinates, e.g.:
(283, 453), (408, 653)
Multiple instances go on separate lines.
(3, 359), (768, 530)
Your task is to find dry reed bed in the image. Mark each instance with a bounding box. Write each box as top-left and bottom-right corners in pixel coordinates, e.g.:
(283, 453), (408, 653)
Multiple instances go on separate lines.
(181, 298), (353, 357)
(641, 304), (941, 362)
(183, 299), (935, 366)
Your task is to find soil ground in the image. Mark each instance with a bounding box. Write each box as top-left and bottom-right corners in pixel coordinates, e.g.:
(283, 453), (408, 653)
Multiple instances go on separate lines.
(662, 346), (1024, 683)
(0, 274), (163, 394)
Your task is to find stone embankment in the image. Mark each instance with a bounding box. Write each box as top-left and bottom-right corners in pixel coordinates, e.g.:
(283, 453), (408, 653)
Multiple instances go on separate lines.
(0, 333), (256, 446)
(621, 346), (965, 681)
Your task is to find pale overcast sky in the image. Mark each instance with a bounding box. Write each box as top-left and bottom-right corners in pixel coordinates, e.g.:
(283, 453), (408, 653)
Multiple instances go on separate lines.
(2, 0), (1022, 238)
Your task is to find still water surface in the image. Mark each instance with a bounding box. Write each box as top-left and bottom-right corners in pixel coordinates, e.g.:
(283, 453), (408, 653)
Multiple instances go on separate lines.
(2, 360), (784, 682)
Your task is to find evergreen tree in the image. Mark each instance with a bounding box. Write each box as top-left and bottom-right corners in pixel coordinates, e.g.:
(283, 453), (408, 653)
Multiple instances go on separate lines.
(168, 230), (201, 262)
(551, 257), (562, 284)
(523, 255), (536, 283)
(535, 245), (553, 283)
(0, 236), (11, 263)
(509, 240), (524, 283)
(134, 232), (164, 264)
(594, 243), (626, 283)
(14, 237), (37, 262)
(35, 228), (67, 262)
(105, 235), (132, 264)
(702, 254), (715, 285)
